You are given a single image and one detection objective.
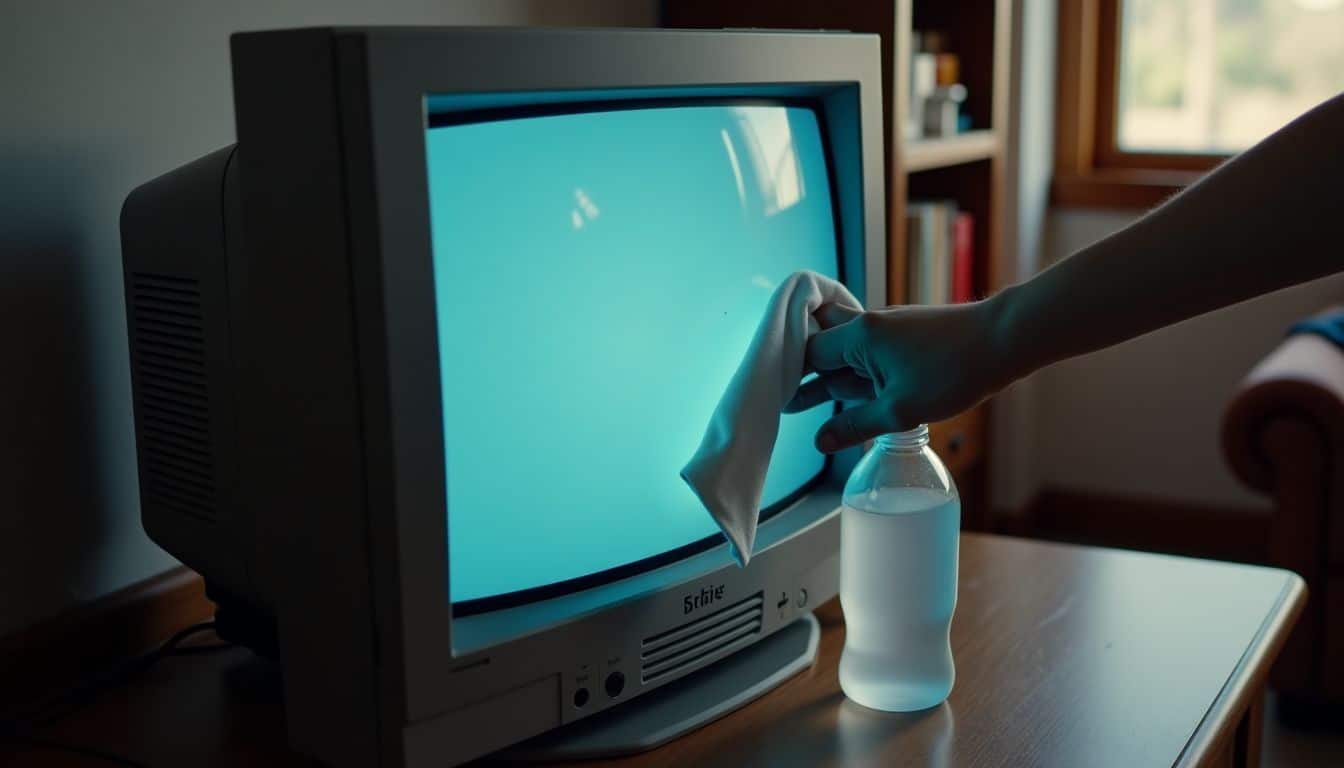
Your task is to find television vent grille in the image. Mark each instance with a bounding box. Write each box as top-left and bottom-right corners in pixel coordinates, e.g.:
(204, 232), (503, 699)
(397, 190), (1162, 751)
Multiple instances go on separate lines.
(640, 592), (763, 684)
(130, 272), (214, 523)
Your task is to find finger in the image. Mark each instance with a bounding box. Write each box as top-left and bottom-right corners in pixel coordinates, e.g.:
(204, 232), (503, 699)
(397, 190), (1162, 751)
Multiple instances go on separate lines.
(815, 302), (862, 329)
(784, 377), (829, 414)
(805, 319), (861, 372)
(826, 370), (876, 400)
(783, 371), (875, 413)
(814, 398), (907, 453)
(802, 305), (861, 377)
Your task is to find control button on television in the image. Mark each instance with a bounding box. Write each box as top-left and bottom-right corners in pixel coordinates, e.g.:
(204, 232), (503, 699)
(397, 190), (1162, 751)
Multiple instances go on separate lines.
(605, 671), (626, 698)
(797, 588), (809, 608)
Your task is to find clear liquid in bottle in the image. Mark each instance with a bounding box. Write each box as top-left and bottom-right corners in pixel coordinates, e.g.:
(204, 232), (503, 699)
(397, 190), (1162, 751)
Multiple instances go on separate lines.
(838, 425), (959, 712)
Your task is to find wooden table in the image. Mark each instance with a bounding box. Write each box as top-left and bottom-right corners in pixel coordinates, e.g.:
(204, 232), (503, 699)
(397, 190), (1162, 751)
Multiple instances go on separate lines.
(5, 534), (1305, 768)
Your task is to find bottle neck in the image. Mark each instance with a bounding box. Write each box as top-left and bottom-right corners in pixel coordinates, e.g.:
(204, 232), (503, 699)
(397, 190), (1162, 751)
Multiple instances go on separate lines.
(874, 424), (930, 451)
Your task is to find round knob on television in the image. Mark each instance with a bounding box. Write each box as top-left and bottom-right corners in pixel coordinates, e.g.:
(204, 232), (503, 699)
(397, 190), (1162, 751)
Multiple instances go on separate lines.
(605, 671), (626, 698)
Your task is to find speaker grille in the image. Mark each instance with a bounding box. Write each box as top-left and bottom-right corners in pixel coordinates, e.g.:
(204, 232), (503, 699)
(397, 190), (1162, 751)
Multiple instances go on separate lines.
(130, 272), (214, 523)
(640, 592), (764, 683)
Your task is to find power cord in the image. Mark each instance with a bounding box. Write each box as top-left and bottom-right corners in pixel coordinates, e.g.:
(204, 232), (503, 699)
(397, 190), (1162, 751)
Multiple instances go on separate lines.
(0, 619), (234, 767)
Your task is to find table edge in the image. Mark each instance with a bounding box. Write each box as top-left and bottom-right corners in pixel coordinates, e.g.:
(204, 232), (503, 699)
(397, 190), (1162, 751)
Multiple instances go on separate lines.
(1175, 568), (1308, 767)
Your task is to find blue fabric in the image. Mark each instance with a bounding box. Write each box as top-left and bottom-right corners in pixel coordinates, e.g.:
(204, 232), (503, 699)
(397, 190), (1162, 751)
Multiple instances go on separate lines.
(1289, 312), (1344, 350)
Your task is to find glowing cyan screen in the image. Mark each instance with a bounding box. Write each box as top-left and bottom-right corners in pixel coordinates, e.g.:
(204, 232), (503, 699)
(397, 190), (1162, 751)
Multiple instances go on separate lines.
(425, 104), (839, 607)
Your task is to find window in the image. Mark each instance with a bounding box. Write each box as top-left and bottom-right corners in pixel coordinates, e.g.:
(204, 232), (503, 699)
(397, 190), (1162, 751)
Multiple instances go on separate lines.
(1118, 0), (1344, 153)
(1054, 0), (1344, 207)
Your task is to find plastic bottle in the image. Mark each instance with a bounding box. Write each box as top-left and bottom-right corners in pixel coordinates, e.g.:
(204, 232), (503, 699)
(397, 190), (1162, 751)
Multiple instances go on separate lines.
(838, 424), (959, 712)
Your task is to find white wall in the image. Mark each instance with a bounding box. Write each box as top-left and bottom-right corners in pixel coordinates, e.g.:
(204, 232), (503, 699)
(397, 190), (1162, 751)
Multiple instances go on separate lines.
(990, 0), (1055, 512)
(1034, 210), (1344, 508)
(0, 0), (654, 637)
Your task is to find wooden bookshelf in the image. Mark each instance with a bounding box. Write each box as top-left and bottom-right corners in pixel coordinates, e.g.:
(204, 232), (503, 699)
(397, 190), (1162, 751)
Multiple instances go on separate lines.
(903, 130), (1001, 172)
(663, 1), (1016, 529)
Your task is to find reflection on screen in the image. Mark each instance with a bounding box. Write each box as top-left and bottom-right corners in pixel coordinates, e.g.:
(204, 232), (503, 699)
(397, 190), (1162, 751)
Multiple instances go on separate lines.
(425, 104), (839, 606)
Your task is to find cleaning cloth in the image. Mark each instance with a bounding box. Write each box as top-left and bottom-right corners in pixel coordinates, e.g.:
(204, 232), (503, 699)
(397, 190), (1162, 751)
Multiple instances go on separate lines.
(682, 270), (863, 567)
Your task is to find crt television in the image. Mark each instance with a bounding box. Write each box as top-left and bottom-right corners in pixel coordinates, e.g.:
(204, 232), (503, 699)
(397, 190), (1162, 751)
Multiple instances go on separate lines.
(119, 27), (884, 767)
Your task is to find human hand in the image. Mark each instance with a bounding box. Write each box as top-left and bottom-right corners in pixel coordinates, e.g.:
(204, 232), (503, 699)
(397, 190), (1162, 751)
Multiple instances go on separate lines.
(785, 299), (1013, 453)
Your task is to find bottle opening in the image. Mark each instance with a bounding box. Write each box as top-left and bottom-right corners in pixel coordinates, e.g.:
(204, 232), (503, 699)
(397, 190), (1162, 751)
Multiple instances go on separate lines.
(875, 424), (930, 449)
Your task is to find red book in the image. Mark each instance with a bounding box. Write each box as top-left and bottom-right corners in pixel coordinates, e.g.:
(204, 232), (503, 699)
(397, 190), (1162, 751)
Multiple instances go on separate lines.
(951, 212), (974, 303)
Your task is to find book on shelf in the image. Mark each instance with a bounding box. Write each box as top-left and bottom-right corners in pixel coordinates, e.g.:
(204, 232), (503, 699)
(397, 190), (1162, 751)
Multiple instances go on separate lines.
(952, 211), (974, 304)
(906, 201), (975, 305)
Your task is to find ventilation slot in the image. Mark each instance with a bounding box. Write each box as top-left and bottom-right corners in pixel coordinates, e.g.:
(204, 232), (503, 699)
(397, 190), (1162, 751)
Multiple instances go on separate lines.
(130, 273), (214, 523)
(640, 592), (763, 684)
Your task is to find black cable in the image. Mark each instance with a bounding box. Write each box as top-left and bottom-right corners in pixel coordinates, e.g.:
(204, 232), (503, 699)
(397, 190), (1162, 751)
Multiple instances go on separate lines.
(0, 619), (234, 767)
(5, 620), (227, 732)
(153, 621), (223, 657)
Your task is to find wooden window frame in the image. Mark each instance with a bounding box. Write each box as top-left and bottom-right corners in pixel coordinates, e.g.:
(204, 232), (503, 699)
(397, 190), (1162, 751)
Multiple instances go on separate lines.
(1053, 0), (1230, 208)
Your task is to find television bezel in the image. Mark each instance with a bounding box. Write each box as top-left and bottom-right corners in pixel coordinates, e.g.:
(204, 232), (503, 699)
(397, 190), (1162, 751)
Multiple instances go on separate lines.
(242, 26), (886, 748)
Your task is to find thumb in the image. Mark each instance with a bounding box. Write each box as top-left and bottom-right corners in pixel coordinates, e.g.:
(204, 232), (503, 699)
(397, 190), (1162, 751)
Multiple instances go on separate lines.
(814, 398), (905, 453)
(815, 302), (862, 329)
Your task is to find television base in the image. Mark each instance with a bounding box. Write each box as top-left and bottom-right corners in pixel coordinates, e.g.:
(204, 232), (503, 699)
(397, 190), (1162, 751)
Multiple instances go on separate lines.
(503, 611), (821, 761)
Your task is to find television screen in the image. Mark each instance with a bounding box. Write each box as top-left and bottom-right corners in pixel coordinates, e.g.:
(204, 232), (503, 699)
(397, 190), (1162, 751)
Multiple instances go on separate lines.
(425, 103), (839, 611)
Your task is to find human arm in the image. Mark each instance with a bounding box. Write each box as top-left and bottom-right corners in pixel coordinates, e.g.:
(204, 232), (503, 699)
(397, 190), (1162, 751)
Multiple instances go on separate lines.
(796, 91), (1344, 453)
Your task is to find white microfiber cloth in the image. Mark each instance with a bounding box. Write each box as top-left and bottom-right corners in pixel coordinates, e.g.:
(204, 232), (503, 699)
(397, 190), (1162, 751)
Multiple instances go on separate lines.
(682, 270), (863, 567)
